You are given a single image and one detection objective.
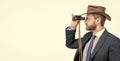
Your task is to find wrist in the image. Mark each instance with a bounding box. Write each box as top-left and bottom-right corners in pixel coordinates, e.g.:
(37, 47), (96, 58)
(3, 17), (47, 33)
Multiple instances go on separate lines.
(71, 25), (77, 29)
(70, 26), (76, 30)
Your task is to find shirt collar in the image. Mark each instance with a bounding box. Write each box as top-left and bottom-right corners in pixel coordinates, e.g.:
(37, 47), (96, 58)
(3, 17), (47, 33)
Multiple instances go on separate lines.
(94, 28), (105, 38)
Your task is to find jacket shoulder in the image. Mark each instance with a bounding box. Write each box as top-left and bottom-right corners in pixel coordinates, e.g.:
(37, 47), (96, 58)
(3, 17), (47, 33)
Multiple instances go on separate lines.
(105, 30), (120, 40)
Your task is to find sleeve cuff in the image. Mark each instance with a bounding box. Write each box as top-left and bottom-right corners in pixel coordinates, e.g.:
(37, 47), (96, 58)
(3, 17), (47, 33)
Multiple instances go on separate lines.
(66, 26), (76, 31)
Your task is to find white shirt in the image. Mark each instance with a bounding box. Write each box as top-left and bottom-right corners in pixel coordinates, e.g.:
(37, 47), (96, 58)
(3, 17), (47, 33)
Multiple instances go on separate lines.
(83, 28), (105, 61)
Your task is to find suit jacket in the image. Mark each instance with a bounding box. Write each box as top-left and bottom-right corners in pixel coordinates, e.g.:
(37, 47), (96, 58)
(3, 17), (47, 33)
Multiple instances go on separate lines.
(65, 28), (120, 61)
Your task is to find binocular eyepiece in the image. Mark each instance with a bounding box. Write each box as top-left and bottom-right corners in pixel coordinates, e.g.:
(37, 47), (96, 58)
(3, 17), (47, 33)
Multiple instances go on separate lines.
(72, 15), (85, 21)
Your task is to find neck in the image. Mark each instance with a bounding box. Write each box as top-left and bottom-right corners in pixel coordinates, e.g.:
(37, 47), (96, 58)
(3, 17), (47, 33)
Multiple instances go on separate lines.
(92, 26), (104, 35)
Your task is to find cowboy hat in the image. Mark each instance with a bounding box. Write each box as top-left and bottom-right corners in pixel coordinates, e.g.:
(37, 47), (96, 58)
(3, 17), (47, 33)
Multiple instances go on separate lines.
(83, 5), (111, 21)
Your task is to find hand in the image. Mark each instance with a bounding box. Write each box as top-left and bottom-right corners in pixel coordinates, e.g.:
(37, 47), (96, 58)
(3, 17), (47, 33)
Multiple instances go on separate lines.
(70, 14), (80, 30)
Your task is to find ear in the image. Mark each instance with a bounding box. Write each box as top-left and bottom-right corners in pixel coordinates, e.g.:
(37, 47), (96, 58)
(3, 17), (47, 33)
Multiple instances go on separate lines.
(95, 17), (101, 25)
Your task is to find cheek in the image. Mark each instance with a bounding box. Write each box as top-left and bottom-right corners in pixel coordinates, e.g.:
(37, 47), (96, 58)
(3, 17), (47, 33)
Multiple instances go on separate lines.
(86, 20), (94, 26)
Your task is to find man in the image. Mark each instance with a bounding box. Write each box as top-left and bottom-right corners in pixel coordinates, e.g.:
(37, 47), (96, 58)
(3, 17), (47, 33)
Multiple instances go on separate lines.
(65, 5), (120, 61)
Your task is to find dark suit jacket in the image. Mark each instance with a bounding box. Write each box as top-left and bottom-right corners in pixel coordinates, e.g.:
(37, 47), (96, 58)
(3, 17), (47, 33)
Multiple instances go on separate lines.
(65, 28), (120, 61)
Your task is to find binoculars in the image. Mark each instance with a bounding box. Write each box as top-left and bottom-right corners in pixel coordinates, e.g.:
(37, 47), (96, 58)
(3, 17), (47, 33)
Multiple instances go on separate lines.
(72, 15), (85, 21)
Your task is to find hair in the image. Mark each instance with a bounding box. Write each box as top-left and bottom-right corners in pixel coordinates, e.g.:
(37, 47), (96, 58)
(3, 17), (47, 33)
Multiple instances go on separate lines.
(91, 13), (106, 26)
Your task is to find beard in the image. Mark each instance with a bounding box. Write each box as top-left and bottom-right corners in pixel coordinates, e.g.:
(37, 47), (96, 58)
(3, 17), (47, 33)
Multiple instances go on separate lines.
(86, 24), (96, 31)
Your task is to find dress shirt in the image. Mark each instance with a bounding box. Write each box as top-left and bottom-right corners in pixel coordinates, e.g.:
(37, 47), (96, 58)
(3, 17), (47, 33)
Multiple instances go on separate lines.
(83, 28), (105, 61)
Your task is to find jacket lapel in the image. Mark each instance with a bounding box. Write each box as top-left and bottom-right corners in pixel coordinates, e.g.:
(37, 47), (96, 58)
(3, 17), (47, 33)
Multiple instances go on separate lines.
(82, 32), (92, 51)
(90, 30), (109, 60)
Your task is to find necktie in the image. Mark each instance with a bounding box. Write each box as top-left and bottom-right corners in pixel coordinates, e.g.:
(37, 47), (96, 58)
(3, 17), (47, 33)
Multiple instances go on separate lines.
(86, 35), (96, 61)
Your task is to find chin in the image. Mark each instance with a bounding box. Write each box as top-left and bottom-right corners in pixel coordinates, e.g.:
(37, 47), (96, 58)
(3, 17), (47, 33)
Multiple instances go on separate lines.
(86, 27), (89, 31)
(86, 27), (92, 31)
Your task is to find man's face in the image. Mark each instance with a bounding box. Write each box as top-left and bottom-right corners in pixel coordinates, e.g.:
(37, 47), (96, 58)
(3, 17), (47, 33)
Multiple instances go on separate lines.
(84, 14), (97, 31)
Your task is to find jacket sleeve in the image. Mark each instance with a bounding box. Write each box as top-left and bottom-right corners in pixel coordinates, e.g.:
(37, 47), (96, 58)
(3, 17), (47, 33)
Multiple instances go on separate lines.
(65, 27), (78, 49)
(65, 27), (92, 49)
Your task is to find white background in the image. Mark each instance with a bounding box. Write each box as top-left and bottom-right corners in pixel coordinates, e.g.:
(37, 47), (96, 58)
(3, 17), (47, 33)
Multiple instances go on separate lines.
(0, 0), (120, 61)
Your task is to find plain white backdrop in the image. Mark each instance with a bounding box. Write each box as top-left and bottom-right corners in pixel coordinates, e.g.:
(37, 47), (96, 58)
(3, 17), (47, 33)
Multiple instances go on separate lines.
(0, 0), (120, 61)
